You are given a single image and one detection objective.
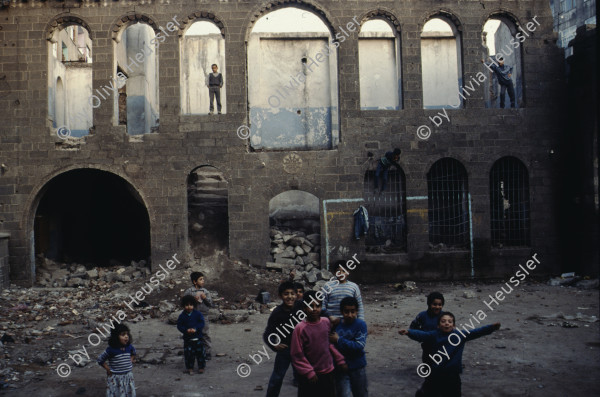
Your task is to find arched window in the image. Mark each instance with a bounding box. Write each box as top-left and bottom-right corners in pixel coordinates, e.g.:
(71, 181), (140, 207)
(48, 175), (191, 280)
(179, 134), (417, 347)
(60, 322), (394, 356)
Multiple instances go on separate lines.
(483, 17), (524, 108)
(421, 17), (463, 109)
(359, 19), (401, 110)
(427, 158), (469, 248)
(490, 157), (530, 246)
(48, 24), (92, 137)
(114, 22), (159, 135)
(247, 7), (339, 150)
(363, 166), (407, 252)
(181, 21), (226, 115)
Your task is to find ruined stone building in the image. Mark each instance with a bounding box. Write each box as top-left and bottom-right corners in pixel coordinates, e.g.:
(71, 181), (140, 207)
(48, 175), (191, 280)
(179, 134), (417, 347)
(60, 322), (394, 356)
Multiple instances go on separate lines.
(0, 0), (573, 289)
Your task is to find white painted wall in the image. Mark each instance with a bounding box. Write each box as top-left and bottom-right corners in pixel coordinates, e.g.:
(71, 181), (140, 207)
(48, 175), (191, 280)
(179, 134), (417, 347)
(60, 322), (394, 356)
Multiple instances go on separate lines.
(248, 33), (339, 150)
(64, 64), (92, 135)
(359, 37), (399, 110)
(421, 37), (461, 108)
(118, 23), (159, 135)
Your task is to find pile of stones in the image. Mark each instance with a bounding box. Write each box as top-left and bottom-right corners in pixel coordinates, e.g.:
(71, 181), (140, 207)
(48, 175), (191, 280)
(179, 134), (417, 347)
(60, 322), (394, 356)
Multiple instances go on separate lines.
(267, 227), (335, 286)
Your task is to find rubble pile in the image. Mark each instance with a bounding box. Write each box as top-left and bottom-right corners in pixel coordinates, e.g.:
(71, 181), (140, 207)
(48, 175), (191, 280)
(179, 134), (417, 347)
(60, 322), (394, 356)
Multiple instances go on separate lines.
(35, 258), (151, 288)
(268, 227), (330, 285)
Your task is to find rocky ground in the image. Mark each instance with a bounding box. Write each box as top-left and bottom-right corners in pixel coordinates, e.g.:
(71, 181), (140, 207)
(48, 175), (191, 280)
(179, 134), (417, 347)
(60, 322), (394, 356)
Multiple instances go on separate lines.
(0, 255), (599, 396)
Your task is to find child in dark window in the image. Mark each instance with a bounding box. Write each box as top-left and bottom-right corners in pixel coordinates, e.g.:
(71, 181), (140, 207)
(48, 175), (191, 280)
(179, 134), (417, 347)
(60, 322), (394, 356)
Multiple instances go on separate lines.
(374, 148), (401, 193)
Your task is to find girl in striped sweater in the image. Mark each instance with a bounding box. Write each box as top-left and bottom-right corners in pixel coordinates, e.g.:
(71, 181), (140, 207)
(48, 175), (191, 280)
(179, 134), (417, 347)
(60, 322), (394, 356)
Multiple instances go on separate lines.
(97, 324), (137, 397)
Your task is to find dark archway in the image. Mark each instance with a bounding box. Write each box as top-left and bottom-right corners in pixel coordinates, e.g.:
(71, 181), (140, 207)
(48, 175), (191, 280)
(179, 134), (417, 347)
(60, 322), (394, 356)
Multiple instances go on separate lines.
(34, 169), (150, 266)
(187, 166), (229, 257)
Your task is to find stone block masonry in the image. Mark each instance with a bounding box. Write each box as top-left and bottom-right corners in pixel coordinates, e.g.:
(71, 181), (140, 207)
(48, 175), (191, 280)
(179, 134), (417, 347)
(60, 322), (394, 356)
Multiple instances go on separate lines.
(0, 0), (564, 286)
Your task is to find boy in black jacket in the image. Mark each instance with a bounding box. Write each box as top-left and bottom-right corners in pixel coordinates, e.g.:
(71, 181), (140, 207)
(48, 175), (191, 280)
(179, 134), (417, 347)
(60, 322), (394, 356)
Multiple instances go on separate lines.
(177, 295), (206, 374)
(263, 281), (304, 396)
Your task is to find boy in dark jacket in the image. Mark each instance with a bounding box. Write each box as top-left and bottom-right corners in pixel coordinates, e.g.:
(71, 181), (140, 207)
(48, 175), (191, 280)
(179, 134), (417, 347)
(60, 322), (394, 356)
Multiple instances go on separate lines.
(330, 297), (368, 397)
(410, 291), (445, 363)
(400, 312), (501, 397)
(374, 148), (401, 192)
(263, 281), (303, 396)
(177, 295), (206, 374)
(481, 57), (515, 108)
(207, 64), (223, 114)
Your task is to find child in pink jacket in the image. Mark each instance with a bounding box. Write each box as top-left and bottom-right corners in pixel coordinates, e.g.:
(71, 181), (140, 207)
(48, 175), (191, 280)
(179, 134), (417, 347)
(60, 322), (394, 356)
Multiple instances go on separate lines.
(291, 290), (347, 397)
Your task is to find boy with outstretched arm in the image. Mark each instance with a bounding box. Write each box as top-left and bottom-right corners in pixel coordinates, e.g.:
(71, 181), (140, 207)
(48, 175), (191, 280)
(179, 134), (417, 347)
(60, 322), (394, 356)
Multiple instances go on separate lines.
(399, 312), (501, 397)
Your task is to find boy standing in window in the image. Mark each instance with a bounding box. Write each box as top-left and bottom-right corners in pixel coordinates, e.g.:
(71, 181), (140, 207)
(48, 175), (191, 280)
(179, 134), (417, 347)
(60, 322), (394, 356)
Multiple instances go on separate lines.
(207, 64), (223, 115)
(482, 57), (515, 108)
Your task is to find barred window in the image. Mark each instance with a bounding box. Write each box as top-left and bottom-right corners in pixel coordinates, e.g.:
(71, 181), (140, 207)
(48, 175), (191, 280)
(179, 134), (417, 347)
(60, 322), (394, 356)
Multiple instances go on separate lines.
(427, 158), (469, 248)
(490, 157), (530, 247)
(363, 168), (407, 253)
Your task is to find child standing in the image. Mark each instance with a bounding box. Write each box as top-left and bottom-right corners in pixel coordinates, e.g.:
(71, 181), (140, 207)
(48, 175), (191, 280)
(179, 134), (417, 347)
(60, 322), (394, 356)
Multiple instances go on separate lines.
(323, 261), (365, 324)
(264, 281), (301, 396)
(177, 295), (206, 374)
(97, 324), (136, 397)
(409, 292), (444, 363)
(329, 297), (368, 397)
(291, 291), (347, 397)
(399, 312), (501, 397)
(206, 64), (223, 114)
(184, 272), (213, 359)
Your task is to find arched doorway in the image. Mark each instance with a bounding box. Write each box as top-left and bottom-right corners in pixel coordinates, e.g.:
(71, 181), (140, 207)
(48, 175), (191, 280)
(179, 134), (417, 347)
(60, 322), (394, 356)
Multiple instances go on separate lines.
(34, 169), (151, 268)
(187, 166), (229, 257)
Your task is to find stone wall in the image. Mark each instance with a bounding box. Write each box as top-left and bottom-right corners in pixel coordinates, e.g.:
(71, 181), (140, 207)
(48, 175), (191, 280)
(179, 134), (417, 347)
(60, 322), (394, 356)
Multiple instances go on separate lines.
(0, 0), (565, 286)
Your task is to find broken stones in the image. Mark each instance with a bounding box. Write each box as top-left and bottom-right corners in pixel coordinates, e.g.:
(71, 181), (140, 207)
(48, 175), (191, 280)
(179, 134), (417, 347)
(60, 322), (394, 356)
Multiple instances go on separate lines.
(221, 310), (250, 323)
(266, 262), (283, 271)
(158, 300), (175, 313)
(305, 268), (319, 284)
(394, 281), (417, 291)
(270, 227), (321, 278)
(306, 234), (320, 245)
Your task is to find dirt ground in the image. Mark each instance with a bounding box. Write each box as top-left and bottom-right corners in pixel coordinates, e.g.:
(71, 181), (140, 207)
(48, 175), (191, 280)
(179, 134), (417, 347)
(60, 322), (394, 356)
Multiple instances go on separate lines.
(1, 267), (599, 396)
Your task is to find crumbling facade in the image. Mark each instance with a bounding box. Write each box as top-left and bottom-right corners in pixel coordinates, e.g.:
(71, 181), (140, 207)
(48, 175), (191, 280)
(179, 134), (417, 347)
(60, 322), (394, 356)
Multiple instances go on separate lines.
(0, 0), (566, 288)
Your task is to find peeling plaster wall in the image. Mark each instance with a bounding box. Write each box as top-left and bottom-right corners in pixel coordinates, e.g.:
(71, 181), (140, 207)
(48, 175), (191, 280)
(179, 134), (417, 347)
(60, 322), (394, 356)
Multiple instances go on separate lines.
(181, 34), (226, 114)
(248, 33), (338, 150)
(64, 64), (92, 136)
(121, 24), (159, 135)
(421, 36), (461, 108)
(359, 35), (400, 110)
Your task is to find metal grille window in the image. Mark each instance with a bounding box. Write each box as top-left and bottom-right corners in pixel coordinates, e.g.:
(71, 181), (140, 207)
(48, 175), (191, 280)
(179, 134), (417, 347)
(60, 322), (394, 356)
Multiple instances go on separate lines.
(490, 157), (530, 247)
(363, 169), (407, 253)
(427, 158), (469, 248)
